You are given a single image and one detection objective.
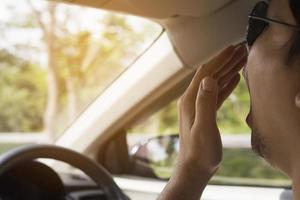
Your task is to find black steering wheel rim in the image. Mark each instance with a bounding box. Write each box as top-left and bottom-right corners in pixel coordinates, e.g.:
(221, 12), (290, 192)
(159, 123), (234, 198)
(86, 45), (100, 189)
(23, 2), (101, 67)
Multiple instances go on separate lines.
(0, 144), (129, 200)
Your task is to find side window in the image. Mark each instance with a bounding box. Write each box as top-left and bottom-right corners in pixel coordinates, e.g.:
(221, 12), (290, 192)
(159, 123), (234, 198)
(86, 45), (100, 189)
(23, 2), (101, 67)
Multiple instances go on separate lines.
(127, 77), (291, 187)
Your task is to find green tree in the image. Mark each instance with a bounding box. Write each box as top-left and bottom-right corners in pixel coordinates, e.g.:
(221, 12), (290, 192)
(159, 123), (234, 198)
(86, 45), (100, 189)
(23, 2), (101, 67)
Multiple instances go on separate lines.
(56, 14), (149, 128)
(0, 50), (46, 132)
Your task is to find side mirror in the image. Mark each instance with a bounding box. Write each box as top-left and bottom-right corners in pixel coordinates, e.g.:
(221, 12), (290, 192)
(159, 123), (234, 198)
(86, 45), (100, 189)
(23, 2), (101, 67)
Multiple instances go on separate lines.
(129, 134), (179, 179)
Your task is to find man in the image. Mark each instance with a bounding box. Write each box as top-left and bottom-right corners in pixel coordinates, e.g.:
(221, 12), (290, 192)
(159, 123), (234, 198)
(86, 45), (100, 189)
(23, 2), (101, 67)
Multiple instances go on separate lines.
(159, 0), (300, 199)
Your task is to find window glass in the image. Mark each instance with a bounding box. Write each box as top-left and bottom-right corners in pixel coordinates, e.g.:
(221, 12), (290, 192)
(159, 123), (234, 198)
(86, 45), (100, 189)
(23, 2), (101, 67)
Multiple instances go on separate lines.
(0, 0), (162, 152)
(127, 77), (291, 187)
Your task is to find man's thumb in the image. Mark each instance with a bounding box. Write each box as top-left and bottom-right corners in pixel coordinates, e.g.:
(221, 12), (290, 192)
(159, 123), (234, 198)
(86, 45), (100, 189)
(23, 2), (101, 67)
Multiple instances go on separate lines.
(195, 77), (218, 124)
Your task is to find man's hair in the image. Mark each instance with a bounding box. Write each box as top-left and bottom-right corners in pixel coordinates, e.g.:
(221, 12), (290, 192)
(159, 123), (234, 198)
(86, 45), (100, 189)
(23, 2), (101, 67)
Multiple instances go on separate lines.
(289, 0), (300, 62)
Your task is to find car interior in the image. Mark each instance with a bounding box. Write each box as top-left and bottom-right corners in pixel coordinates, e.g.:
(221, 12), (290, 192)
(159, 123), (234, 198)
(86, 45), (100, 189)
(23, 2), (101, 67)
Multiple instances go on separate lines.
(0, 0), (294, 199)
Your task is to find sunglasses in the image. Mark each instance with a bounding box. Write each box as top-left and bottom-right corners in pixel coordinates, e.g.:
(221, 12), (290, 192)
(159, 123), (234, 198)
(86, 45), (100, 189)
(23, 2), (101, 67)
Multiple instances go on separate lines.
(246, 1), (300, 47)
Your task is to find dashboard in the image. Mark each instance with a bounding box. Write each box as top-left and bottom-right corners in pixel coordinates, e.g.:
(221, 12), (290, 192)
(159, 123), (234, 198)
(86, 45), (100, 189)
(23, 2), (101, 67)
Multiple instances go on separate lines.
(0, 161), (107, 200)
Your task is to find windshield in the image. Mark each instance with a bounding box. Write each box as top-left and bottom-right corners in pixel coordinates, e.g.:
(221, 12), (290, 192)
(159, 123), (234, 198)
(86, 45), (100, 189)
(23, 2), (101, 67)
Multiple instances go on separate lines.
(0, 0), (162, 149)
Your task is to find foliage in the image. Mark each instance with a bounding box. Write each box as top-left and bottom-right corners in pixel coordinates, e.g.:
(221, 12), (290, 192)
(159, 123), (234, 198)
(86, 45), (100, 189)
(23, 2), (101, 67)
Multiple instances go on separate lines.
(217, 76), (251, 134)
(217, 149), (288, 180)
(0, 50), (46, 132)
(53, 14), (157, 135)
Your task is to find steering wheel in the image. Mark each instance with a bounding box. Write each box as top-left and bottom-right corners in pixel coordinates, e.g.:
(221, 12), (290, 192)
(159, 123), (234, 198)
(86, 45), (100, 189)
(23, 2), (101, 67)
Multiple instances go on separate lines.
(0, 144), (129, 200)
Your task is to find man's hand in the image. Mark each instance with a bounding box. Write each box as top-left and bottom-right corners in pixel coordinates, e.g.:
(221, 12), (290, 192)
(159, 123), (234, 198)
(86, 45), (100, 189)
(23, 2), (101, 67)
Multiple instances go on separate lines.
(159, 43), (247, 200)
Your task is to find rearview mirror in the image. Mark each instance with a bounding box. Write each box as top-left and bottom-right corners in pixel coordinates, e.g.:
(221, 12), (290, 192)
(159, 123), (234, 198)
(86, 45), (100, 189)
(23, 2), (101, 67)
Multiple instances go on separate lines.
(130, 134), (179, 179)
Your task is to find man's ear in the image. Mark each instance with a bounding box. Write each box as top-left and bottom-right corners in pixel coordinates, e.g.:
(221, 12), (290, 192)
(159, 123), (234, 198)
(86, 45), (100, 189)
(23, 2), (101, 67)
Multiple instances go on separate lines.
(295, 93), (300, 108)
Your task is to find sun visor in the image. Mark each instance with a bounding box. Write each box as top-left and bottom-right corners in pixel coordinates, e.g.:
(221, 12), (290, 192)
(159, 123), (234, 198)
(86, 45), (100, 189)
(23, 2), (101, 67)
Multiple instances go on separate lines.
(52, 0), (234, 19)
(164, 0), (259, 69)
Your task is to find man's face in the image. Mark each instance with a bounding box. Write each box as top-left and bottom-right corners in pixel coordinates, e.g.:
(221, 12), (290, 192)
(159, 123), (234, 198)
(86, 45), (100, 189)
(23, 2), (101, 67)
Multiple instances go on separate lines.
(243, 0), (300, 174)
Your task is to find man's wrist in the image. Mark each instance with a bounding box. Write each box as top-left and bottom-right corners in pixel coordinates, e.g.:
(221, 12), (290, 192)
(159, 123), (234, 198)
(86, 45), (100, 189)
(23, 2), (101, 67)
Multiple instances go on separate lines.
(168, 162), (213, 195)
(173, 163), (212, 185)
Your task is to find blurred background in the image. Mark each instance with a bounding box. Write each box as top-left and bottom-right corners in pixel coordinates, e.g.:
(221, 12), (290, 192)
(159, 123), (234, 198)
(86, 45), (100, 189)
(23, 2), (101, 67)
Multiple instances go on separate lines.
(0, 0), (161, 141)
(0, 0), (290, 188)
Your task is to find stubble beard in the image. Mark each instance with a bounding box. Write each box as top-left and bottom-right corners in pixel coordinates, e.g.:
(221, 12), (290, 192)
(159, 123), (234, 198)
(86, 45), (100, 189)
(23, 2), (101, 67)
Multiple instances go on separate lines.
(251, 127), (269, 159)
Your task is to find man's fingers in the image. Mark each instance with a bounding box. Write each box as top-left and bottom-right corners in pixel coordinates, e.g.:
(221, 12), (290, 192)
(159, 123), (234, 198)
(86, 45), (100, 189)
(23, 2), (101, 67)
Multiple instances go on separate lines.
(184, 45), (236, 101)
(218, 56), (247, 87)
(213, 45), (247, 80)
(179, 45), (237, 126)
(217, 74), (241, 109)
(180, 44), (246, 128)
(194, 77), (218, 128)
